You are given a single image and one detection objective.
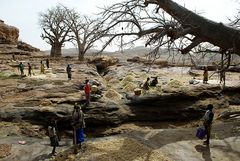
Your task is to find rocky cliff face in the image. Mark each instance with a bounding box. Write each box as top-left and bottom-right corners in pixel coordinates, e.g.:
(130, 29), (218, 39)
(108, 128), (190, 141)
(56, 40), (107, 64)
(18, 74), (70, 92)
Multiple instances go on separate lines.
(0, 21), (19, 45)
(17, 41), (40, 52)
(0, 20), (41, 55)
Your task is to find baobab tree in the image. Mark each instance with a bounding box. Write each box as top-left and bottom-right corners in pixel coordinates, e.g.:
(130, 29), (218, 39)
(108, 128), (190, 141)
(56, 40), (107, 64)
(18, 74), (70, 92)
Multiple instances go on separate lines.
(39, 5), (71, 57)
(101, 0), (240, 62)
(100, 0), (240, 85)
(63, 6), (106, 60)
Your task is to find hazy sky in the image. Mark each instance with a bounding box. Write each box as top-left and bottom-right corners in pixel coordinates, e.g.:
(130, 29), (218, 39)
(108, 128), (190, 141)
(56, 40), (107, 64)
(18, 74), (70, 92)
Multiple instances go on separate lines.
(0, 0), (238, 51)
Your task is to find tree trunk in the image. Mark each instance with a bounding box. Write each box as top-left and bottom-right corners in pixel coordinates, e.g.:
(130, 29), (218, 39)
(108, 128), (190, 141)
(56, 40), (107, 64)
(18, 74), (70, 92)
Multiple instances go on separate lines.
(50, 42), (62, 57)
(148, 0), (240, 55)
(77, 41), (85, 61)
(78, 49), (84, 61)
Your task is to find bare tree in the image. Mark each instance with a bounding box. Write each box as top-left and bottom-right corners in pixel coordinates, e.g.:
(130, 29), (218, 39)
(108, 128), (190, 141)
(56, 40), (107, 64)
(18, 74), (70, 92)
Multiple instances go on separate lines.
(99, 0), (240, 86)
(99, 0), (196, 65)
(99, 0), (169, 51)
(39, 5), (72, 57)
(147, 0), (240, 54)
(64, 6), (106, 60)
(101, 0), (240, 58)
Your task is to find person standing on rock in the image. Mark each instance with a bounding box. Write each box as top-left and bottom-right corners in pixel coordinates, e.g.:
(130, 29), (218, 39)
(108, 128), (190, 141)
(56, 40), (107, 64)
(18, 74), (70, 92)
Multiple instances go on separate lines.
(84, 79), (91, 105)
(48, 119), (59, 156)
(220, 69), (226, 85)
(66, 64), (72, 80)
(27, 63), (32, 76)
(150, 76), (158, 87)
(12, 54), (15, 61)
(203, 67), (208, 84)
(40, 60), (45, 74)
(46, 59), (49, 68)
(18, 62), (24, 77)
(142, 77), (150, 90)
(72, 104), (85, 152)
(202, 104), (214, 145)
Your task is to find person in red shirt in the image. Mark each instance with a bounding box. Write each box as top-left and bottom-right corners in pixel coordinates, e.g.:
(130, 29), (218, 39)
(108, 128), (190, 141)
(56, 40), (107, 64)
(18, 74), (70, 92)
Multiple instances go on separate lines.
(84, 79), (91, 105)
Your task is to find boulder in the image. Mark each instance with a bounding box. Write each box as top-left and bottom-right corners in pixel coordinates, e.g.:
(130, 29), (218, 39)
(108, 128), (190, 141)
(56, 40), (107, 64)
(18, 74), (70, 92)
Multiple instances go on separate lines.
(0, 21), (19, 45)
(17, 41), (40, 52)
(89, 56), (119, 73)
(125, 85), (228, 121)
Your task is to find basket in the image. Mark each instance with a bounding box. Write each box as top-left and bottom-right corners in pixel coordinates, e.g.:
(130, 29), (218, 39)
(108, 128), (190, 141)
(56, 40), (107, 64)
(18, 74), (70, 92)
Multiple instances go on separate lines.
(134, 88), (141, 96)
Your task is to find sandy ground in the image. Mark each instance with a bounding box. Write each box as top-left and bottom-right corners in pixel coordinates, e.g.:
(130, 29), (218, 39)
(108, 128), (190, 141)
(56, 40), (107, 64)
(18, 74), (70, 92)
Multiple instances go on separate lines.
(1, 121), (239, 161)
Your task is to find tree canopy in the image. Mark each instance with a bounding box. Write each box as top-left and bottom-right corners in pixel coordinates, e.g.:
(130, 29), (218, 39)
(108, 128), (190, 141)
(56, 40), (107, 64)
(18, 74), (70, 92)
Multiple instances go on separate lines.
(63, 6), (106, 60)
(39, 4), (106, 59)
(100, 0), (240, 58)
(39, 5), (71, 57)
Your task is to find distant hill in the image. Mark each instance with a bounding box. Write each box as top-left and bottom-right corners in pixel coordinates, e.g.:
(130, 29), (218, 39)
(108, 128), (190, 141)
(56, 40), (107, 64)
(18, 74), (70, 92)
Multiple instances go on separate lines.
(44, 46), (240, 65)
(115, 46), (151, 55)
(44, 48), (105, 56)
(44, 46), (151, 57)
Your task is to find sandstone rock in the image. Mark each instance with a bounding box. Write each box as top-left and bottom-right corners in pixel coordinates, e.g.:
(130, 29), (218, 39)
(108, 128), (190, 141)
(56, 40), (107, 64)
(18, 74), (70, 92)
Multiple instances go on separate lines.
(127, 56), (142, 63)
(0, 21), (19, 45)
(89, 56), (119, 73)
(125, 85), (229, 122)
(39, 99), (53, 106)
(17, 41), (40, 52)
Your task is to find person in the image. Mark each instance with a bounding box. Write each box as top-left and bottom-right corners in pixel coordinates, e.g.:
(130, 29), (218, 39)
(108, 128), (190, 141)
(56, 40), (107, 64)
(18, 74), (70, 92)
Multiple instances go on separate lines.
(48, 119), (59, 156)
(72, 104), (85, 151)
(46, 59), (49, 68)
(66, 64), (72, 80)
(40, 60), (45, 74)
(84, 79), (91, 105)
(150, 76), (158, 86)
(220, 69), (226, 85)
(203, 67), (208, 84)
(142, 77), (150, 90)
(18, 62), (24, 77)
(27, 63), (32, 76)
(12, 54), (15, 61)
(202, 104), (214, 145)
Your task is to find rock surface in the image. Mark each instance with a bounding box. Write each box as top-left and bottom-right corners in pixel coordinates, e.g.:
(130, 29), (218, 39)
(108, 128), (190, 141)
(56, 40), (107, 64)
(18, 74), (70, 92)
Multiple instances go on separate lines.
(0, 21), (19, 45)
(0, 54), (240, 128)
(0, 41), (240, 160)
(17, 41), (40, 52)
(1, 121), (239, 161)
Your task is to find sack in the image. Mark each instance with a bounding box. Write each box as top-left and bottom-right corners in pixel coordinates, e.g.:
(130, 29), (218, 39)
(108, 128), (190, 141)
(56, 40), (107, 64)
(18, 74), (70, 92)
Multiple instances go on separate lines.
(196, 127), (206, 139)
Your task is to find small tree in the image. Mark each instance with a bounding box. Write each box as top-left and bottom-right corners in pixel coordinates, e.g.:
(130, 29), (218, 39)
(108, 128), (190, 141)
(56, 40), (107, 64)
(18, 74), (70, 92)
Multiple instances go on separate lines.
(64, 7), (106, 60)
(39, 5), (72, 57)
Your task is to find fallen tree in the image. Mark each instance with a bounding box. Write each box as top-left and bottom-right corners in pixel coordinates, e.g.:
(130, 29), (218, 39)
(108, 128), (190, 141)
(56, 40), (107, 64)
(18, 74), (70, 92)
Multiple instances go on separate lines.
(100, 0), (240, 86)
(101, 0), (240, 55)
(145, 0), (240, 55)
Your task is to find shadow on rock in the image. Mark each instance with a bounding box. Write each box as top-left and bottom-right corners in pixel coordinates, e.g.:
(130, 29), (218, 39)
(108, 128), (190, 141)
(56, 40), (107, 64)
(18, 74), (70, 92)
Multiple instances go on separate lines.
(32, 153), (54, 161)
(195, 144), (212, 161)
